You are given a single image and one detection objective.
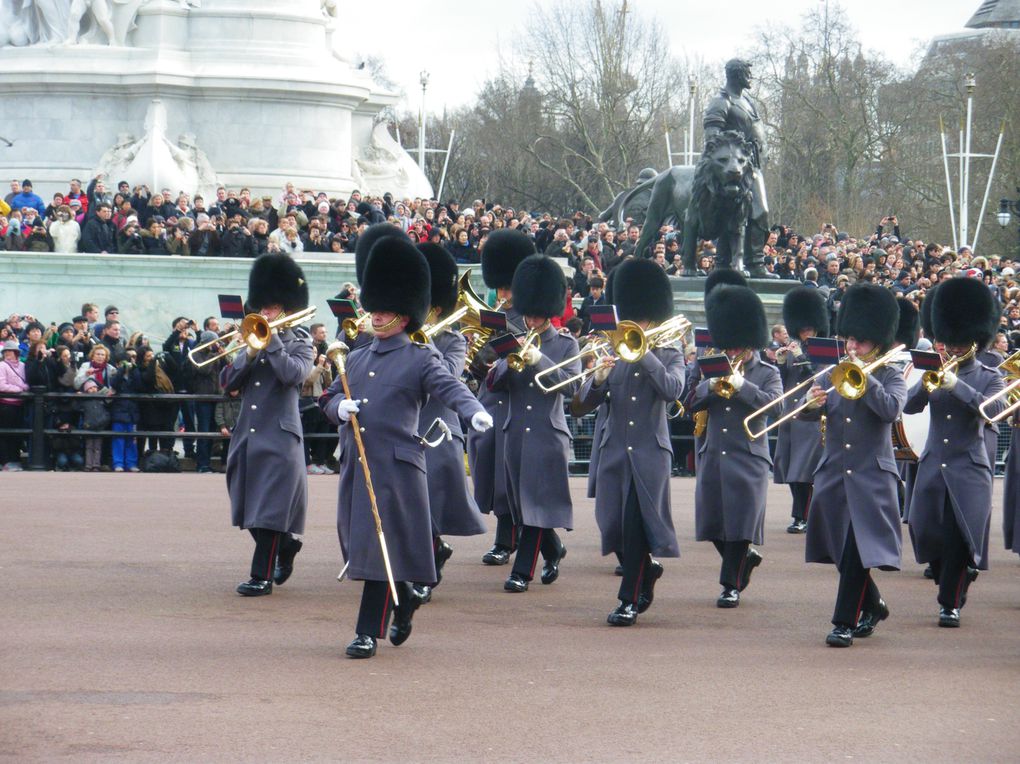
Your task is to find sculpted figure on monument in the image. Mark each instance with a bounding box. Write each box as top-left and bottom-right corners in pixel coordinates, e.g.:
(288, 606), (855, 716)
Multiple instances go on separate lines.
(703, 58), (774, 278)
(0, 0), (70, 46)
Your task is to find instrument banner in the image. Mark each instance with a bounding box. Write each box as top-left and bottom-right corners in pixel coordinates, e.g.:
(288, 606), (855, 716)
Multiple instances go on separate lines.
(327, 299), (359, 319)
(480, 309), (508, 332)
(909, 350), (944, 371)
(589, 305), (619, 331)
(698, 354), (734, 378)
(490, 333), (522, 358)
(694, 327), (713, 348)
(218, 294), (245, 320)
(806, 337), (844, 365)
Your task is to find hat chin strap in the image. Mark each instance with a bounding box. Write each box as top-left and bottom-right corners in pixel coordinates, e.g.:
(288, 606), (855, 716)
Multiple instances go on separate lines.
(374, 314), (402, 333)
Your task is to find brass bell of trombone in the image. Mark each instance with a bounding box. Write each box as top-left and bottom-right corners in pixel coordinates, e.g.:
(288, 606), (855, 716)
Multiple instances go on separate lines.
(188, 306), (317, 367)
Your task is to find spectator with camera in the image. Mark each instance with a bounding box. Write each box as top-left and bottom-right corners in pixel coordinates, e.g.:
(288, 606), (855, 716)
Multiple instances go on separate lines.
(220, 216), (258, 258)
(162, 316), (197, 460)
(189, 213), (222, 257)
(110, 356), (141, 472)
(8, 179), (45, 217)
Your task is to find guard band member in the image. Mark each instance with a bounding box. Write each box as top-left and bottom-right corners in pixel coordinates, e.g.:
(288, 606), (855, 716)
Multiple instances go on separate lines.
(221, 255), (314, 596)
(414, 243), (487, 602)
(468, 229), (533, 565)
(578, 259), (685, 625)
(488, 254), (581, 593)
(904, 276), (1003, 627)
(692, 284), (781, 608)
(321, 237), (492, 659)
(801, 284), (905, 647)
(773, 286), (829, 534)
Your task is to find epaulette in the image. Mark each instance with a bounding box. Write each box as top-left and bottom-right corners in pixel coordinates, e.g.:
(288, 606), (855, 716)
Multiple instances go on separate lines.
(291, 326), (310, 340)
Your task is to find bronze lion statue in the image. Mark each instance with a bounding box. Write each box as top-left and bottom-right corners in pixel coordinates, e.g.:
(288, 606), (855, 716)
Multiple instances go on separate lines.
(632, 130), (755, 275)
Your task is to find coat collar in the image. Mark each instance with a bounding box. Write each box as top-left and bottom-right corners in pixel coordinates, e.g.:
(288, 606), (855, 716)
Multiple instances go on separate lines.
(371, 332), (412, 354)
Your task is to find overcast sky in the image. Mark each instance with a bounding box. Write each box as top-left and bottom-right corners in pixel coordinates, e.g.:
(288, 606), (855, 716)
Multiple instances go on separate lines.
(342, 0), (975, 114)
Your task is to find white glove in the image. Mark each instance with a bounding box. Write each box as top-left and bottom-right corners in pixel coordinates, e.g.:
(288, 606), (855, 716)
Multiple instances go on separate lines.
(524, 346), (542, 367)
(727, 370), (745, 392)
(337, 398), (360, 422)
(471, 411), (494, 432)
(246, 344), (259, 360)
(939, 370), (958, 391)
(593, 361), (612, 385)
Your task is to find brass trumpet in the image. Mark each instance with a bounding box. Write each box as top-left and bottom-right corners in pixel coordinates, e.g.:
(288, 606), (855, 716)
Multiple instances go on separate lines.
(922, 345), (975, 393)
(507, 328), (542, 372)
(713, 357), (745, 399)
(188, 306), (317, 367)
(979, 350), (1020, 423)
(343, 312), (373, 342)
(742, 344), (906, 440)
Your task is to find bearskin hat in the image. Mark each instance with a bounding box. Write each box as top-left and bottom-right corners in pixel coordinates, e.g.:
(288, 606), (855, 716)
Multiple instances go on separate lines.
(704, 267), (748, 297)
(835, 283), (898, 350)
(782, 286), (829, 340)
(417, 243), (459, 316)
(482, 229), (535, 289)
(931, 276), (998, 349)
(355, 223), (409, 285)
(895, 297), (920, 350)
(705, 285), (768, 350)
(613, 258), (674, 324)
(360, 237), (431, 333)
(247, 254), (309, 313)
(511, 255), (566, 319)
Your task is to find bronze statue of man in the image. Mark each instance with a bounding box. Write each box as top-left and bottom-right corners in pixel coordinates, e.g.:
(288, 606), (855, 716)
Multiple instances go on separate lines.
(704, 59), (775, 279)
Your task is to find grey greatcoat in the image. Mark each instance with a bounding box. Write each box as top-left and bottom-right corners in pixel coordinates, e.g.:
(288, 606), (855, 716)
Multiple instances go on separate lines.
(586, 402), (608, 499)
(903, 359), (1003, 570)
(487, 325), (581, 530)
(1003, 425), (1020, 554)
(801, 364), (907, 570)
(579, 347), (685, 557)
(418, 329), (486, 537)
(692, 354), (782, 544)
(467, 307), (526, 517)
(220, 327), (314, 535)
(321, 333), (485, 584)
(772, 351), (824, 484)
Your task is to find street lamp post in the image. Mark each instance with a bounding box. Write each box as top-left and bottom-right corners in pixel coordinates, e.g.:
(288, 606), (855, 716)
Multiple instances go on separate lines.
(418, 70), (429, 173)
(998, 188), (1020, 261)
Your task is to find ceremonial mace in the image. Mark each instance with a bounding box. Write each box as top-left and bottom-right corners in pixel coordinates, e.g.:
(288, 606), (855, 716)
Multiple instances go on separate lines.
(328, 342), (399, 606)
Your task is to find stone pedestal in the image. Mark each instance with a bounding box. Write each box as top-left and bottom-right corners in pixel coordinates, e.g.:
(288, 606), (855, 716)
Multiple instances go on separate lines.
(671, 276), (799, 327)
(0, 0), (430, 201)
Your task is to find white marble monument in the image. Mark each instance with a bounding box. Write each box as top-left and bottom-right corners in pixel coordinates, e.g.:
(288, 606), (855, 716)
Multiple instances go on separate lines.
(0, 0), (432, 200)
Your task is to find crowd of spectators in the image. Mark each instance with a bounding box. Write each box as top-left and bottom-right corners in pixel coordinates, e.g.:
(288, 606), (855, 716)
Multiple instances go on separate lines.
(4, 174), (1020, 473)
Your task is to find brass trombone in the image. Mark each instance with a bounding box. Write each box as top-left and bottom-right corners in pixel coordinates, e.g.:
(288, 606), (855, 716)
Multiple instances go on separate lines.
(534, 336), (614, 393)
(742, 344), (905, 440)
(507, 328), (542, 372)
(188, 306), (317, 367)
(533, 315), (690, 393)
(921, 345), (975, 393)
(979, 350), (1020, 423)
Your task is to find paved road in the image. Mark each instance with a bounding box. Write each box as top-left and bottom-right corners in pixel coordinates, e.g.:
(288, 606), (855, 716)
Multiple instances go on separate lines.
(2, 473), (1019, 762)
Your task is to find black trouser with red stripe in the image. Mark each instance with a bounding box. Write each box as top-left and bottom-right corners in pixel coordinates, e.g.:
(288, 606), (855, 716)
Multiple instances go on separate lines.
(928, 498), (974, 609)
(248, 528), (281, 581)
(618, 482), (651, 604)
(494, 513), (517, 551)
(356, 580), (415, 638)
(790, 482), (812, 522)
(511, 525), (562, 581)
(832, 523), (882, 628)
(712, 540), (751, 590)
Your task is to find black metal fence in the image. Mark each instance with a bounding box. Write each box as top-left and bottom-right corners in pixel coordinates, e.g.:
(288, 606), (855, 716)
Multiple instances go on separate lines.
(0, 388), (1009, 474)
